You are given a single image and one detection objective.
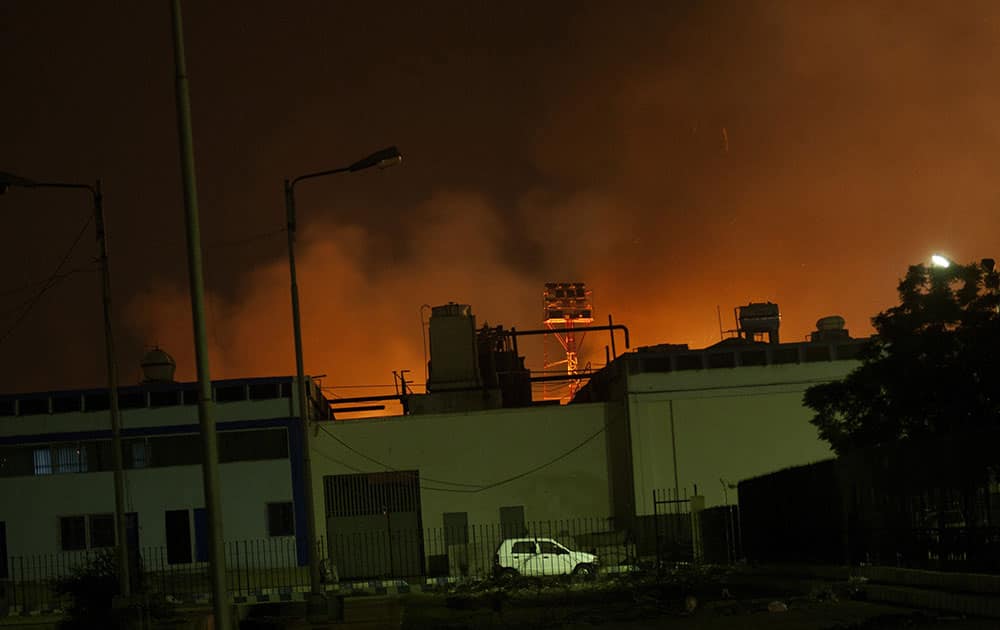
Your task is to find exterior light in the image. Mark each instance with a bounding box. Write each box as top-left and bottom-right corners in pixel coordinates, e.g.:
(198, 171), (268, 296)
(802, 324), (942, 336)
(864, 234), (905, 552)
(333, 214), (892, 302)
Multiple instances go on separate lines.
(348, 146), (402, 172)
(931, 254), (951, 268)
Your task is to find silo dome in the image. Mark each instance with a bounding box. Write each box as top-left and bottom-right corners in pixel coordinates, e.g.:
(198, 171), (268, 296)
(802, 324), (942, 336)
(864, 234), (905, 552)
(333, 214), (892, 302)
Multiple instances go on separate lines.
(141, 347), (176, 383)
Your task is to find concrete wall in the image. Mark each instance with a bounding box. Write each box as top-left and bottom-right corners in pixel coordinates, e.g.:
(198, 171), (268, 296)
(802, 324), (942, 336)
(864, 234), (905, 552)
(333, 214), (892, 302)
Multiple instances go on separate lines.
(626, 361), (858, 513)
(309, 402), (612, 539)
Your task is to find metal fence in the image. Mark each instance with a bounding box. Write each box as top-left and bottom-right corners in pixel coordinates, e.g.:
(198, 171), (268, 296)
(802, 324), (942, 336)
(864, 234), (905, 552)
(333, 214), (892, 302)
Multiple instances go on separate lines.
(651, 488), (694, 566)
(4, 537), (322, 614)
(329, 516), (633, 581)
(739, 427), (1000, 573)
(2, 512), (716, 613)
(851, 526), (1000, 572)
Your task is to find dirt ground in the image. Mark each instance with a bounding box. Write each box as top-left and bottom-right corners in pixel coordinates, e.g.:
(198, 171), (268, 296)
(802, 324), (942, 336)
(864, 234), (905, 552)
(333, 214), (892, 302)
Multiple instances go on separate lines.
(397, 596), (998, 630)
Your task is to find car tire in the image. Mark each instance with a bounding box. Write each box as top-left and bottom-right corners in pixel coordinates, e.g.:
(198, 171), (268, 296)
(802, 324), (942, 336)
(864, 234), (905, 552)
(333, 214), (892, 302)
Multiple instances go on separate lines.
(572, 563), (596, 581)
(497, 568), (518, 584)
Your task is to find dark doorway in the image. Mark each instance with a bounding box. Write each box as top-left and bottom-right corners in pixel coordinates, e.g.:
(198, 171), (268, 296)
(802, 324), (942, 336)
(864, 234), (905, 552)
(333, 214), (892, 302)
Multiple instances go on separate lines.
(165, 509), (192, 564)
(126, 513), (140, 593)
(500, 506), (526, 539)
(324, 471), (424, 579)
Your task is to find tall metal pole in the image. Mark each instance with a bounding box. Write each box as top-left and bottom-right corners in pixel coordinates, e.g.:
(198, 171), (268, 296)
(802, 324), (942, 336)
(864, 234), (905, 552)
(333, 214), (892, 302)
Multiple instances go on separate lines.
(285, 180), (322, 596)
(669, 400), (680, 515)
(169, 2), (230, 627)
(93, 180), (130, 598)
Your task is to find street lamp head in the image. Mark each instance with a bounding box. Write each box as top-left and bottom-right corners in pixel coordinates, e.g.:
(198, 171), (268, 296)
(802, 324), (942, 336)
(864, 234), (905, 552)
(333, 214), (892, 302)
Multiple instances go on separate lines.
(931, 254), (951, 268)
(348, 146), (402, 172)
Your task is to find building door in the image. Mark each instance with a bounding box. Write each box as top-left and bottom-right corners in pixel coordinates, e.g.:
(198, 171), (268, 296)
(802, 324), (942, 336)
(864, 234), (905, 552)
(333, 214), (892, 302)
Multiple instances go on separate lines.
(126, 513), (140, 593)
(324, 471), (423, 580)
(499, 505), (526, 539)
(442, 512), (469, 576)
(165, 509), (192, 564)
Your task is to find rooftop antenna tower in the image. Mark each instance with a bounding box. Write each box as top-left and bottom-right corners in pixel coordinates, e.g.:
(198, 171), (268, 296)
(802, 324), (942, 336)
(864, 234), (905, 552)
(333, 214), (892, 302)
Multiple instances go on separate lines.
(542, 282), (594, 402)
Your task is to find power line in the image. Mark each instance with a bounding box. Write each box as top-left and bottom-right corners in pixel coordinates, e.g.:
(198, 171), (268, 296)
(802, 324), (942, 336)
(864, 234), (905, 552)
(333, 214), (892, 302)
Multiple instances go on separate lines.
(0, 264), (98, 307)
(310, 446), (483, 494)
(316, 423), (483, 488)
(315, 414), (611, 494)
(0, 215), (94, 347)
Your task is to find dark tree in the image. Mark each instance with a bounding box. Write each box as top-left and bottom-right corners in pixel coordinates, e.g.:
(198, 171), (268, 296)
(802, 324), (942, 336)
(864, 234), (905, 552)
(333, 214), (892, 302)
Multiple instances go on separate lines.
(805, 259), (1000, 455)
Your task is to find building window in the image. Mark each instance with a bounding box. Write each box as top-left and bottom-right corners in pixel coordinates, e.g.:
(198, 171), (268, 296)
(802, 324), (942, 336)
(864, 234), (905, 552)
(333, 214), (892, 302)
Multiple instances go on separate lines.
(131, 441), (148, 469)
(55, 444), (88, 473)
(219, 429), (289, 463)
(214, 385), (246, 403)
(154, 435), (201, 467)
(89, 514), (115, 548)
(249, 383), (283, 400)
(33, 448), (53, 475)
(267, 502), (295, 537)
(18, 398), (49, 416)
(83, 393), (110, 412)
(60, 516), (87, 551)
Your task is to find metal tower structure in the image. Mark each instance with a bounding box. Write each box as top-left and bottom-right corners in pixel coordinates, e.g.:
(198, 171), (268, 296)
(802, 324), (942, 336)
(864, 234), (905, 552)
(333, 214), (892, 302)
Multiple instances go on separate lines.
(542, 282), (594, 401)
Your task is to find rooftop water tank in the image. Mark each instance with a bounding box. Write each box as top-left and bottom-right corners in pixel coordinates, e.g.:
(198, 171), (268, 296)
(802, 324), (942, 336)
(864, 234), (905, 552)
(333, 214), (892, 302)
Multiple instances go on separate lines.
(141, 347), (176, 383)
(738, 302), (781, 344)
(815, 315), (846, 332)
(427, 303), (482, 392)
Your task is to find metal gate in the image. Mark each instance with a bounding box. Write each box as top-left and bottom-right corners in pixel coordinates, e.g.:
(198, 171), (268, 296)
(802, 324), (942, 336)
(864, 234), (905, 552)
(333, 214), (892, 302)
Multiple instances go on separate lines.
(324, 470), (424, 580)
(652, 487), (694, 568)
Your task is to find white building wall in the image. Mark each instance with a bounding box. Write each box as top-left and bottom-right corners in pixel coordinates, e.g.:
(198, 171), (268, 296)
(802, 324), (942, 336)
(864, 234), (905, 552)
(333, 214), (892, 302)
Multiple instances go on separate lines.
(0, 460), (294, 558)
(309, 402), (612, 537)
(0, 380), (306, 561)
(627, 361), (858, 513)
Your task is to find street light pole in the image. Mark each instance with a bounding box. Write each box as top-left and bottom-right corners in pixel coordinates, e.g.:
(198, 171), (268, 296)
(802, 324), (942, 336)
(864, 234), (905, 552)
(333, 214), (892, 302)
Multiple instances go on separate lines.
(93, 180), (131, 599)
(0, 174), (129, 598)
(169, 2), (230, 627)
(284, 178), (322, 594)
(284, 147), (402, 598)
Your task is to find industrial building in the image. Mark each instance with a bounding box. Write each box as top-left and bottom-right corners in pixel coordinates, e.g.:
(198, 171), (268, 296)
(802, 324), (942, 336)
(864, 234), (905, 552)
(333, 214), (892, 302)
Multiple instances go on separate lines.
(0, 297), (868, 581)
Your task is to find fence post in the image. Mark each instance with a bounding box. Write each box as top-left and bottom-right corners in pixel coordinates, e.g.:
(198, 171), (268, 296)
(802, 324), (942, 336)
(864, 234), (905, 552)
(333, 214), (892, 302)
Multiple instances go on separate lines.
(690, 493), (705, 563)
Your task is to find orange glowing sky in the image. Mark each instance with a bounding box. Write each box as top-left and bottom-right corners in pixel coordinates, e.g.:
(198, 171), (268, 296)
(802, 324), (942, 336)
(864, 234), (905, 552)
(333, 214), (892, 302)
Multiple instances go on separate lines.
(2, 2), (1000, 394)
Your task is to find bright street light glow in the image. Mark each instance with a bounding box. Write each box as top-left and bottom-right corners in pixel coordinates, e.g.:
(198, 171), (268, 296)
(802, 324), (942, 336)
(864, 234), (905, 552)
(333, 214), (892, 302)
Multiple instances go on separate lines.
(931, 254), (951, 268)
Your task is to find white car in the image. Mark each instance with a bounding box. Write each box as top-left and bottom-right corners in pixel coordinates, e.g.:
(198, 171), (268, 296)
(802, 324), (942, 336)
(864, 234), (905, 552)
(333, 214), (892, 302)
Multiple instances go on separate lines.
(493, 537), (598, 579)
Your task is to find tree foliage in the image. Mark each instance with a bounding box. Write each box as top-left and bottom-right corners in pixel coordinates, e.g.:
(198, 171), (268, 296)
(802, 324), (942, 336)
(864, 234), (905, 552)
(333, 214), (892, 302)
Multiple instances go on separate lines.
(805, 260), (1000, 455)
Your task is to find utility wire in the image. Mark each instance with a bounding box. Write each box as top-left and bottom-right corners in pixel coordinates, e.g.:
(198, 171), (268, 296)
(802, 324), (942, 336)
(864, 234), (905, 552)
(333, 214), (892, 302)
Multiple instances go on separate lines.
(316, 423), (483, 488)
(0, 264), (99, 309)
(310, 446), (470, 494)
(0, 215), (94, 347)
(316, 414), (611, 494)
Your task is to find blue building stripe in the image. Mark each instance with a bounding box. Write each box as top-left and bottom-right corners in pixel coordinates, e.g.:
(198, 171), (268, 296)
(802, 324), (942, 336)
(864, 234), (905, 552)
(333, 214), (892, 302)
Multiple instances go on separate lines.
(284, 421), (310, 566)
(0, 416), (297, 445)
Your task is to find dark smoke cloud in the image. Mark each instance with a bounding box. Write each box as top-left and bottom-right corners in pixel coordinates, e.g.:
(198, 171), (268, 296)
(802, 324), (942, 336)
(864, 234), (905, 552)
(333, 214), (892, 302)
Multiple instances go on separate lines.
(2, 1), (999, 392)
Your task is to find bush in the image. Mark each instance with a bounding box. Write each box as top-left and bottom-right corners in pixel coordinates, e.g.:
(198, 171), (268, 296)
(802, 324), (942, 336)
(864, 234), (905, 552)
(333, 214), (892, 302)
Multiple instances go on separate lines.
(53, 550), (121, 629)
